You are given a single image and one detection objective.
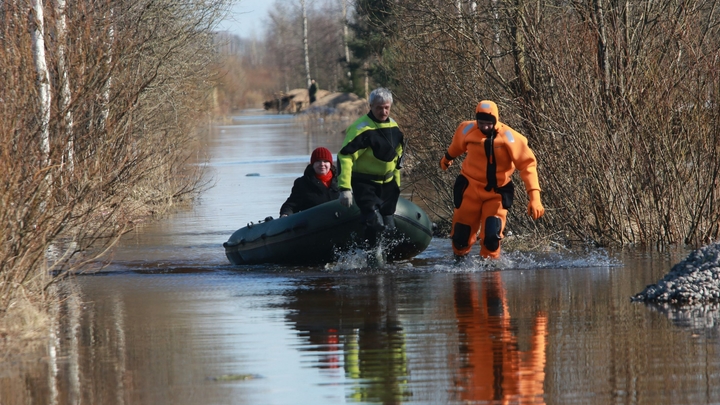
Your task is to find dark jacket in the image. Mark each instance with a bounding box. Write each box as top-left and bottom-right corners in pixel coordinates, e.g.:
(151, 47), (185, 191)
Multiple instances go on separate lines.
(337, 110), (404, 190)
(279, 164), (339, 216)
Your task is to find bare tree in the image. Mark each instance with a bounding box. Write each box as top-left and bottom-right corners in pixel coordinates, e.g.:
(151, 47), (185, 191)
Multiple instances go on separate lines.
(301, 0), (312, 87)
(98, 8), (113, 132)
(267, 6), (300, 92)
(55, 0), (74, 172)
(0, 0), (230, 316)
(390, 0), (720, 247)
(265, 0), (348, 93)
(341, 0), (350, 74)
(31, 0), (51, 166)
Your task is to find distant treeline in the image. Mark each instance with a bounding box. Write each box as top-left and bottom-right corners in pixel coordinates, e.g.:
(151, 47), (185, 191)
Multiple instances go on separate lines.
(213, 0), (393, 112)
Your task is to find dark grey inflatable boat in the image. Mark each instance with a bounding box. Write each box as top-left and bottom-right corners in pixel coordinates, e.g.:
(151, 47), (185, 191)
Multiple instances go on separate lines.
(223, 197), (433, 265)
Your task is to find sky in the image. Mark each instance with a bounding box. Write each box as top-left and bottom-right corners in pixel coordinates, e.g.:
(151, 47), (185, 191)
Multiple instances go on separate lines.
(217, 0), (273, 39)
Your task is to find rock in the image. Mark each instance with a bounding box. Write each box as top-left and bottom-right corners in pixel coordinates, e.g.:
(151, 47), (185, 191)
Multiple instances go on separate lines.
(631, 242), (720, 304)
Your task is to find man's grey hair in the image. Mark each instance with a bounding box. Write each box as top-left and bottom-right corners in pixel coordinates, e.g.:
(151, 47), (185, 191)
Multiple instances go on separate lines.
(369, 87), (393, 106)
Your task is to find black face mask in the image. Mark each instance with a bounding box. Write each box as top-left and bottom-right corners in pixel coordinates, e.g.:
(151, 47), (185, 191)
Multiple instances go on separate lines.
(477, 121), (496, 137)
(479, 126), (495, 137)
(476, 113), (496, 136)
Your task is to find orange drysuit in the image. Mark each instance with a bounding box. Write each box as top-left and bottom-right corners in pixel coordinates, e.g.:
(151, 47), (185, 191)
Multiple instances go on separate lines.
(440, 100), (544, 258)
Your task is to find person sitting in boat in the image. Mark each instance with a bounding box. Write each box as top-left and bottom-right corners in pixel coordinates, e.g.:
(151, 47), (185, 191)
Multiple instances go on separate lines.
(279, 147), (339, 217)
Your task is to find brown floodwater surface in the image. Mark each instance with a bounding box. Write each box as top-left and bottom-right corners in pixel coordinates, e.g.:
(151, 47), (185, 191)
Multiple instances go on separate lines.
(4, 111), (720, 405)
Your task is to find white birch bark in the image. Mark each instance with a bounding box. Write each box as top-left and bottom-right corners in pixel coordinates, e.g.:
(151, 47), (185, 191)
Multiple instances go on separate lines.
(341, 0), (350, 65)
(100, 9), (114, 132)
(301, 0), (311, 87)
(56, 0), (74, 172)
(491, 0), (500, 54)
(31, 0), (51, 166)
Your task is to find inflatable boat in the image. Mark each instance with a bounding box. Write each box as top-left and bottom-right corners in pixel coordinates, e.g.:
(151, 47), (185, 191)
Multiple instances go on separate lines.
(223, 197), (433, 265)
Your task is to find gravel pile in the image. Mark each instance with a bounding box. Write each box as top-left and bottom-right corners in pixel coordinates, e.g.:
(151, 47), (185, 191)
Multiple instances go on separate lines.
(632, 242), (720, 304)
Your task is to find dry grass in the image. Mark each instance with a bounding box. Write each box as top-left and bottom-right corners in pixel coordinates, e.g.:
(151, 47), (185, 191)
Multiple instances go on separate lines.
(0, 283), (52, 358)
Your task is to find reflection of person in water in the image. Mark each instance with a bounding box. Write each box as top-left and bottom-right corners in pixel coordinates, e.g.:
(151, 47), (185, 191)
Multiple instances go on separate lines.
(282, 276), (409, 403)
(453, 272), (547, 403)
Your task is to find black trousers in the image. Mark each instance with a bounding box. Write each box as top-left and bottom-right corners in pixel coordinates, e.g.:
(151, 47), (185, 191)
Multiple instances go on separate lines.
(351, 178), (400, 217)
(351, 178), (400, 250)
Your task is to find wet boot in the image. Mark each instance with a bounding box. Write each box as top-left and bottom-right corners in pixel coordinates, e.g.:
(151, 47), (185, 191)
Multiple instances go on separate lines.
(382, 215), (397, 237)
(364, 210), (385, 267)
(366, 209), (385, 233)
(454, 254), (469, 265)
(366, 245), (384, 268)
(377, 215), (397, 262)
(382, 215), (396, 230)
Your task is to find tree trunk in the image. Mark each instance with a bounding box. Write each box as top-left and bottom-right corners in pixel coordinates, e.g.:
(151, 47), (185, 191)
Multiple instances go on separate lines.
(301, 0), (311, 87)
(594, 0), (611, 103)
(364, 66), (369, 99)
(31, 0), (51, 166)
(593, 0), (614, 139)
(100, 8), (114, 133)
(56, 0), (74, 172)
(512, 0), (530, 96)
(491, 0), (500, 53)
(341, 0), (350, 64)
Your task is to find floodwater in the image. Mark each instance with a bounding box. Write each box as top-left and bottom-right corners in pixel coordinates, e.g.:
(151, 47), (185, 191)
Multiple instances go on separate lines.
(5, 111), (720, 405)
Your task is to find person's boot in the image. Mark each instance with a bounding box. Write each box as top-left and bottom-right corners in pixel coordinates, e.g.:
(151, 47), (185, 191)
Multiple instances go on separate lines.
(366, 209), (384, 232)
(454, 254), (469, 265)
(382, 215), (397, 238)
(366, 245), (384, 268)
(382, 215), (396, 231)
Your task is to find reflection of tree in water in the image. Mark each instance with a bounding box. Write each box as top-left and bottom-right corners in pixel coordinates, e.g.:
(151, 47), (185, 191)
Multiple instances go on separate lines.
(282, 276), (409, 404)
(453, 272), (547, 404)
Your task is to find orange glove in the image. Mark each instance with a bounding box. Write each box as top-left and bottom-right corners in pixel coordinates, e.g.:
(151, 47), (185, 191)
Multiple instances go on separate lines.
(439, 155), (453, 171)
(527, 190), (545, 220)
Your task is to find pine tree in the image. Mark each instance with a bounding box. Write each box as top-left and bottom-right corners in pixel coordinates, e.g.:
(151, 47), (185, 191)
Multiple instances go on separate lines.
(343, 0), (395, 97)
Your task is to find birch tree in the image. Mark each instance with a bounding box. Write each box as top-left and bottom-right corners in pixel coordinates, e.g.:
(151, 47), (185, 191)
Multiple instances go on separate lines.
(1, 0), (230, 315)
(265, 0), (348, 92)
(99, 8), (114, 133)
(301, 0), (312, 87)
(341, 0), (350, 77)
(56, 0), (74, 172)
(31, 0), (51, 166)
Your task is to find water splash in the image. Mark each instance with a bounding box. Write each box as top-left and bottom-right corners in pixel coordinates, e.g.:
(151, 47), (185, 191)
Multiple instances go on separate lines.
(422, 247), (620, 273)
(326, 247), (370, 271)
(324, 235), (411, 272)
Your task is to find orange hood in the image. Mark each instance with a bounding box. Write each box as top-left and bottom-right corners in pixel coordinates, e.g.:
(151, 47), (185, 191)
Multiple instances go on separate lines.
(475, 100), (499, 123)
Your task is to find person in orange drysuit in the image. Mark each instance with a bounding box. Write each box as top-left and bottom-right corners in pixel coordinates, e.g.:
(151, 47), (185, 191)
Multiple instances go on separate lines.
(440, 100), (545, 259)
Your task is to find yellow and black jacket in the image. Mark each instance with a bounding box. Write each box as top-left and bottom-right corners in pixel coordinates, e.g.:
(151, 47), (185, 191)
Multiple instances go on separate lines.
(337, 111), (404, 190)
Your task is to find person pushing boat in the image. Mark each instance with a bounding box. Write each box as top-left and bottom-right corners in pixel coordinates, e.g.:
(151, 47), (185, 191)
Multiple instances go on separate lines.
(337, 87), (405, 263)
